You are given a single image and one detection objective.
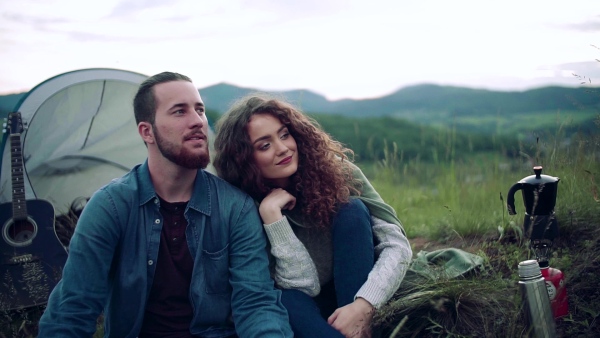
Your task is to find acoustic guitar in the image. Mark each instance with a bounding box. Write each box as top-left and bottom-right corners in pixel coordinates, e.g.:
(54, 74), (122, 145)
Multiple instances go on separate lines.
(0, 112), (68, 311)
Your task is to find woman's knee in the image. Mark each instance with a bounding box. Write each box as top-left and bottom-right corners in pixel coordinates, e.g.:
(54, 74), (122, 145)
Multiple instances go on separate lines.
(336, 198), (369, 219)
(346, 198), (369, 213)
(332, 198), (371, 233)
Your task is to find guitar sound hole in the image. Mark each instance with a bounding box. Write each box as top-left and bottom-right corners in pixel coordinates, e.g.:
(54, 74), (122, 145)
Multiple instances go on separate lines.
(11, 220), (35, 241)
(2, 218), (38, 247)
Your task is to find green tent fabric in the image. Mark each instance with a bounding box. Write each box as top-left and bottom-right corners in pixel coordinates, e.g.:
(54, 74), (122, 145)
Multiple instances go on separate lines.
(0, 68), (217, 216)
(405, 248), (484, 281)
(0, 69), (149, 215)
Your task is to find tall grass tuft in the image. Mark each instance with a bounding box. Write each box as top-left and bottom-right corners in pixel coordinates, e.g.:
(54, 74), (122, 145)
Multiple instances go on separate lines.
(375, 276), (523, 337)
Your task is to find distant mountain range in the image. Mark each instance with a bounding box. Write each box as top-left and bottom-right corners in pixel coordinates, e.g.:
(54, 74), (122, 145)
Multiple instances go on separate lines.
(198, 83), (599, 134)
(2, 83), (598, 134)
(198, 82), (600, 116)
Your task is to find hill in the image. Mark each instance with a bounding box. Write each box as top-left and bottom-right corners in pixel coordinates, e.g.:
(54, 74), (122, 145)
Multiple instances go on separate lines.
(198, 83), (600, 136)
(2, 83), (598, 135)
(198, 82), (599, 114)
(196, 82), (333, 115)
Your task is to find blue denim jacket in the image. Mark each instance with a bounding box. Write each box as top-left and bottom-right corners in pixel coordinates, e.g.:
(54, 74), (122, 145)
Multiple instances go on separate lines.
(38, 161), (292, 338)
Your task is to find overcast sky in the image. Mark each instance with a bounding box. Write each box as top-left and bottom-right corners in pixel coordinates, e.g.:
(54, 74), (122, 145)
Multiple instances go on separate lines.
(1, 0), (599, 100)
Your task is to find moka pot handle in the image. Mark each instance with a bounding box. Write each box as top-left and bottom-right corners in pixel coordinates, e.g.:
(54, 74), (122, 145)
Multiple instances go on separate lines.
(507, 182), (522, 215)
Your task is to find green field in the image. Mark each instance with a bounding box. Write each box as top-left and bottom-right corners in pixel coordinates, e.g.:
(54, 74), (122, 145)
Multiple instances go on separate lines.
(390, 109), (598, 136)
(2, 111), (599, 337)
(360, 120), (600, 336)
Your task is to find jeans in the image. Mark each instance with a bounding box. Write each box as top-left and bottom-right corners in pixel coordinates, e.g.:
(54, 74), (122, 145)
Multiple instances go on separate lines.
(281, 198), (374, 338)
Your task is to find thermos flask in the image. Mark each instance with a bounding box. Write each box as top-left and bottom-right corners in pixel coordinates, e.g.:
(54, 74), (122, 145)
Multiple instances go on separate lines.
(518, 260), (556, 338)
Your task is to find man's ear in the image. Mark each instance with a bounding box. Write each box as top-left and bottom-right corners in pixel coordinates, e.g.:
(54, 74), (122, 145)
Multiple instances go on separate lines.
(139, 122), (155, 144)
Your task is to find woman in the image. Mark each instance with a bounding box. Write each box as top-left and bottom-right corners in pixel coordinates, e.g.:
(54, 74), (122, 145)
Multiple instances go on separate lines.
(213, 94), (412, 338)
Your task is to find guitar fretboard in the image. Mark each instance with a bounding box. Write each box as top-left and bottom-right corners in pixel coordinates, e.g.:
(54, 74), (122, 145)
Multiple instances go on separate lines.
(10, 133), (28, 221)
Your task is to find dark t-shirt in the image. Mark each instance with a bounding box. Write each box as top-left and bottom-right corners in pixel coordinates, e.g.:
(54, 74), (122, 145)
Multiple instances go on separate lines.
(139, 197), (194, 338)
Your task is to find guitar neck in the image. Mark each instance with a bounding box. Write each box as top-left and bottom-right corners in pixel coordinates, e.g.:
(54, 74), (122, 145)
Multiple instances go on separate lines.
(10, 133), (28, 221)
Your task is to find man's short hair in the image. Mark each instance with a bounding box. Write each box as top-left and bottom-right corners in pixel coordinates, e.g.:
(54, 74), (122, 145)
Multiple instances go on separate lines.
(133, 72), (192, 125)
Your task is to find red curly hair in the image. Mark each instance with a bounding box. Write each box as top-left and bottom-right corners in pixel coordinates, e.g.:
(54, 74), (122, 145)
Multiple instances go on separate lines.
(213, 94), (361, 229)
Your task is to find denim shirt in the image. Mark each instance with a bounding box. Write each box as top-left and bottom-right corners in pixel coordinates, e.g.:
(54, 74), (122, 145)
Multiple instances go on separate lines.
(38, 161), (292, 338)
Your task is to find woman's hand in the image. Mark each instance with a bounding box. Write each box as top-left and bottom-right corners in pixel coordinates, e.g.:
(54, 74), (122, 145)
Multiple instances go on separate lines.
(258, 188), (297, 224)
(328, 298), (375, 338)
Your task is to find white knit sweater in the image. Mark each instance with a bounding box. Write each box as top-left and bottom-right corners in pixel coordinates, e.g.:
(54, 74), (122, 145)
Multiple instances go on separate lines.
(263, 215), (412, 309)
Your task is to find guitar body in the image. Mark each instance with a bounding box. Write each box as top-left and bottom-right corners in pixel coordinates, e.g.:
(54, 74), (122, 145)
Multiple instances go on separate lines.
(0, 198), (67, 311)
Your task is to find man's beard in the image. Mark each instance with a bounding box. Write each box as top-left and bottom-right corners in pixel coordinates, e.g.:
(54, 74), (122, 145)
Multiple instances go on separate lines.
(154, 126), (210, 169)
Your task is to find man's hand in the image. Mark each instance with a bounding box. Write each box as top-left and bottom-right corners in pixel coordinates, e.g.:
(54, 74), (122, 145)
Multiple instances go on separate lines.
(328, 297), (375, 338)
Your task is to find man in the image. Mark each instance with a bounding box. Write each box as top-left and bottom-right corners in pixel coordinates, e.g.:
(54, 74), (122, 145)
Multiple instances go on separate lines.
(38, 72), (293, 338)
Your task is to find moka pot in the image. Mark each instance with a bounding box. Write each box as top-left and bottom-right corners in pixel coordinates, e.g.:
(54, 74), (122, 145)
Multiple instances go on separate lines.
(507, 166), (560, 248)
(507, 166), (559, 216)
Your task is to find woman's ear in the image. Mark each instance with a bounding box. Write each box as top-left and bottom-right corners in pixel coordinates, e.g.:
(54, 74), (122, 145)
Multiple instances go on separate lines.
(138, 122), (154, 144)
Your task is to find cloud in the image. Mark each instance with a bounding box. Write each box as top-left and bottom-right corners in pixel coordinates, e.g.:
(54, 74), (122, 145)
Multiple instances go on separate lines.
(1, 12), (71, 26)
(1, 0), (600, 99)
(239, 0), (348, 17)
(563, 17), (600, 32)
(555, 61), (600, 84)
(64, 30), (144, 43)
(108, 0), (178, 19)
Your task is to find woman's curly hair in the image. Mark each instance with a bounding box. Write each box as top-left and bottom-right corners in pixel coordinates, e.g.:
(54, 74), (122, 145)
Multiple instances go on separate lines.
(213, 94), (360, 229)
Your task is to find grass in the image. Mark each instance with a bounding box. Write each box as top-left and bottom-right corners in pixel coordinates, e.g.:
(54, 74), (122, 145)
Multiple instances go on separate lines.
(373, 215), (600, 337)
(375, 276), (523, 337)
(454, 110), (597, 134)
(365, 129), (599, 240)
(365, 119), (600, 337)
(391, 108), (598, 137)
(2, 115), (598, 337)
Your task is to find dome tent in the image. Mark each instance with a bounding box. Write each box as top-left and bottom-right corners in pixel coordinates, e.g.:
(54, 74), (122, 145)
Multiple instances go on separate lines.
(0, 68), (215, 216)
